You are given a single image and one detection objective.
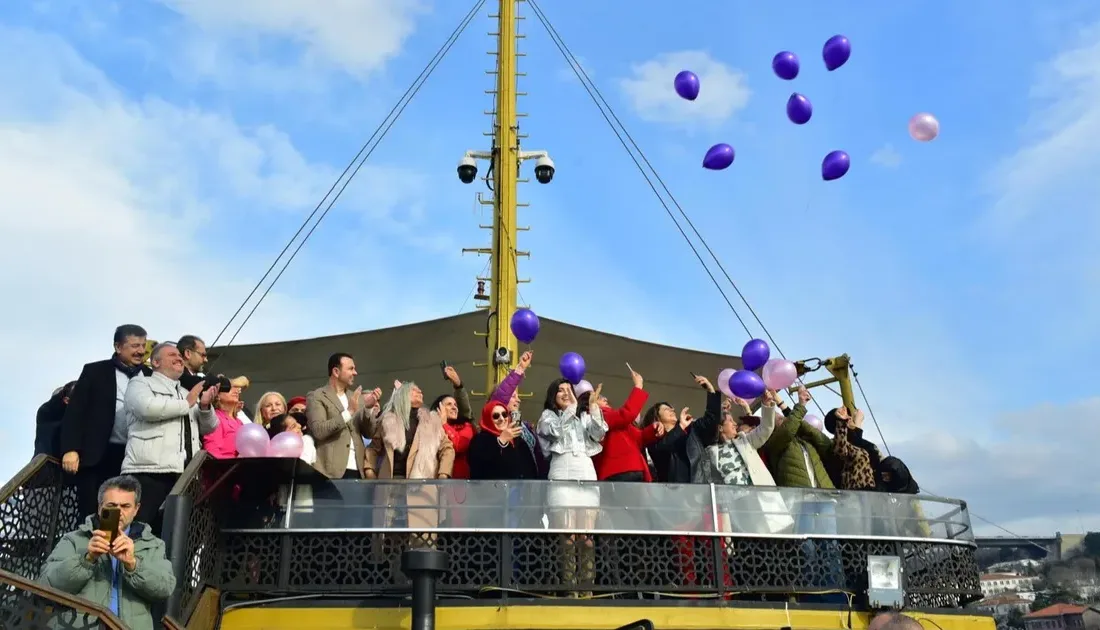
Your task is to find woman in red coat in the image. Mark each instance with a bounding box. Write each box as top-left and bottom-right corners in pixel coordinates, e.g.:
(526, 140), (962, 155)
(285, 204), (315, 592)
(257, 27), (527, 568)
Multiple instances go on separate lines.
(592, 365), (651, 482)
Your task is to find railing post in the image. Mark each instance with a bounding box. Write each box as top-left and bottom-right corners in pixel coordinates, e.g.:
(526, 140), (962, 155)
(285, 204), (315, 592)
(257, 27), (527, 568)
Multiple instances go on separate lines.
(160, 493), (193, 619)
(401, 548), (448, 630)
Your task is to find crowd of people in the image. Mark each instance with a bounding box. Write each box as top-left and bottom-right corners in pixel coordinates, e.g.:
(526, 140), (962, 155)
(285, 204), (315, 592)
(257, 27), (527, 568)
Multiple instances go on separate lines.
(30, 323), (925, 625)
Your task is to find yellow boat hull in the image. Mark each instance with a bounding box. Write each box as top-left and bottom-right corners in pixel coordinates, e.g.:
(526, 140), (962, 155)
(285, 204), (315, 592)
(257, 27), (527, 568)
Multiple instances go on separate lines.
(220, 604), (996, 630)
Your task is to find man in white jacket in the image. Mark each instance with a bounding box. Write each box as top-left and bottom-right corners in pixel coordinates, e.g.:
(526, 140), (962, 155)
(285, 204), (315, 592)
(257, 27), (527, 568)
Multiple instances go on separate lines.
(122, 342), (219, 535)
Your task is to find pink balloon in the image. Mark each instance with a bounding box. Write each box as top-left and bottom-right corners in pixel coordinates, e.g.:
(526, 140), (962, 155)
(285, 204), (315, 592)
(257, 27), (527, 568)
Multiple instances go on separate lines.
(573, 380), (593, 397)
(804, 414), (824, 431)
(717, 368), (736, 399)
(235, 423), (270, 457)
(762, 358), (798, 391)
(908, 112), (939, 142)
(269, 431), (304, 458)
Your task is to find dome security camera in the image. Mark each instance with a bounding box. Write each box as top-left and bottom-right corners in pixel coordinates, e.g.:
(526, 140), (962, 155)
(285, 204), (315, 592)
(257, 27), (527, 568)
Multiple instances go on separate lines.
(457, 155), (478, 184)
(534, 155), (555, 184)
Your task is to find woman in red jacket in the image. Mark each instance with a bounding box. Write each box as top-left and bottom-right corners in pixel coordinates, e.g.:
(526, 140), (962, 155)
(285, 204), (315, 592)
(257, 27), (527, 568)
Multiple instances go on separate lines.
(592, 365), (651, 482)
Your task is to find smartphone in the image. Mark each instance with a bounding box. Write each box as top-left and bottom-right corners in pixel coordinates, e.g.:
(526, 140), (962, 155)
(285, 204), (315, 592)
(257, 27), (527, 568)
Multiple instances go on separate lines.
(439, 360), (449, 379)
(98, 507), (121, 543)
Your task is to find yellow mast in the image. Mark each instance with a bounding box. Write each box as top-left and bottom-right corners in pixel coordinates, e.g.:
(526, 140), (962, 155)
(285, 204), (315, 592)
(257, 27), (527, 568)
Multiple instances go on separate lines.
(486, 0), (522, 393)
(463, 0), (552, 395)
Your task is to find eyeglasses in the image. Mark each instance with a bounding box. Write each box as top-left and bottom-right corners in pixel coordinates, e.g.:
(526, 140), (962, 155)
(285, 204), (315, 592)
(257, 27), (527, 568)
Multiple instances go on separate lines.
(491, 411), (507, 420)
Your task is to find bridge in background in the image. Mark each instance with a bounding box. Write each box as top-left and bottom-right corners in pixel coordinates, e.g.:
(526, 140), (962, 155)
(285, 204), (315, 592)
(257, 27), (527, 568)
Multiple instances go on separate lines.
(975, 533), (1084, 562)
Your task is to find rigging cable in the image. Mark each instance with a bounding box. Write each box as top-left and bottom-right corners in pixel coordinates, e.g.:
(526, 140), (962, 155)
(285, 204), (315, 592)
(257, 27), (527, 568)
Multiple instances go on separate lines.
(528, 3), (1051, 546)
(523, 1), (752, 340)
(527, 0), (828, 415)
(205, 0), (488, 371)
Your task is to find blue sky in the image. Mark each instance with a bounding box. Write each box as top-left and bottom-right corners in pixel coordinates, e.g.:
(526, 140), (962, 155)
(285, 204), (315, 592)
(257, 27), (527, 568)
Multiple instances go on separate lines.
(2, 0), (1098, 535)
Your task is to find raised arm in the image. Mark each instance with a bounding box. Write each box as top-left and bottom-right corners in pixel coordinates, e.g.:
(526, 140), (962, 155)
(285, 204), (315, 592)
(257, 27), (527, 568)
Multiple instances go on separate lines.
(584, 392), (609, 442)
(763, 386), (810, 457)
(189, 386), (219, 436)
(647, 423), (686, 455)
(685, 375), (722, 439)
(124, 378), (192, 423)
(490, 350), (531, 405)
(746, 396), (777, 450)
(435, 416), (456, 479)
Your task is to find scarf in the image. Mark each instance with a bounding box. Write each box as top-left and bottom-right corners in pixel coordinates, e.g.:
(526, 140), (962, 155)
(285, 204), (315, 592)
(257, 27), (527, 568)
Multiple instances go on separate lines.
(479, 401), (505, 436)
(111, 353), (142, 378)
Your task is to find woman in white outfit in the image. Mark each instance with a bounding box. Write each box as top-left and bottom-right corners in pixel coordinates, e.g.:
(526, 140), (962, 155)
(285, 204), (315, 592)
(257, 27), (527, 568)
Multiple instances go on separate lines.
(536, 378), (608, 597)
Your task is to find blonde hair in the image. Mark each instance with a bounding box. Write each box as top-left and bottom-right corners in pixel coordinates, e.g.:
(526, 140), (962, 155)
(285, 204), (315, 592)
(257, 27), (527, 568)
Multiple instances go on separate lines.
(255, 391), (287, 427)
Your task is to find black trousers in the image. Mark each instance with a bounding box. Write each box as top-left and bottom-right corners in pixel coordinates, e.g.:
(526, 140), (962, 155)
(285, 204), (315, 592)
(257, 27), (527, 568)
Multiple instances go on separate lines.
(131, 472), (180, 537)
(73, 443), (126, 521)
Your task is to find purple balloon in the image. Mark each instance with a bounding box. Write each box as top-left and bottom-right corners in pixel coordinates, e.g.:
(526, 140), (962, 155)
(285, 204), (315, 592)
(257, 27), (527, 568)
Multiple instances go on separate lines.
(235, 423), (270, 458)
(823, 35), (851, 71)
(729, 370), (766, 400)
(559, 352), (586, 384)
(510, 308), (540, 344)
(786, 93), (813, 125)
(674, 70), (700, 101)
(702, 143), (735, 170)
(822, 150), (851, 181)
(772, 51), (800, 80)
(741, 338), (771, 371)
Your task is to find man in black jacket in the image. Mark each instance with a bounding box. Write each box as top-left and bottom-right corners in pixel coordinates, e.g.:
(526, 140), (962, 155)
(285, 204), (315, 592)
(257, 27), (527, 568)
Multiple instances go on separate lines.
(176, 334), (207, 391)
(60, 324), (152, 518)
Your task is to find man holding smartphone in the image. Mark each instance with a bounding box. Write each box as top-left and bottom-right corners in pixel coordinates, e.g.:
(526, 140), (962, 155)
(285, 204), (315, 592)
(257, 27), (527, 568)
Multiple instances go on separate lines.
(40, 475), (175, 630)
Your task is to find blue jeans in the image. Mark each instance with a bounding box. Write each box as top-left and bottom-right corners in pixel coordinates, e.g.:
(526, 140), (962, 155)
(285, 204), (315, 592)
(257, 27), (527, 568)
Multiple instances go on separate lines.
(797, 499), (846, 603)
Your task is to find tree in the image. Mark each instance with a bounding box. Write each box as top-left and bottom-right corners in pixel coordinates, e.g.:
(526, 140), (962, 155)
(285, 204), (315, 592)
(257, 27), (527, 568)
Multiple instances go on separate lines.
(1031, 585), (1078, 612)
(1003, 608), (1026, 630)
(1081, 532), (1100, 558)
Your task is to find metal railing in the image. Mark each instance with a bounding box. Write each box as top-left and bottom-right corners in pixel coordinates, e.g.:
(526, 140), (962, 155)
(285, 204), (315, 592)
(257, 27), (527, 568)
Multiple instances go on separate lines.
(0, 566), (127, 629)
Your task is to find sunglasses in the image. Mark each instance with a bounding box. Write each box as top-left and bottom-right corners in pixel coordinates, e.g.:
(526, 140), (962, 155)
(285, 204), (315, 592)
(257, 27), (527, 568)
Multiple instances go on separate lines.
(491, 411), (508, 420)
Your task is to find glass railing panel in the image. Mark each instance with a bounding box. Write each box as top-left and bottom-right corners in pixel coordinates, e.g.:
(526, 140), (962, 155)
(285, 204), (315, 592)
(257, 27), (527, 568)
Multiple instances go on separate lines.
(218, 475), (973, 543)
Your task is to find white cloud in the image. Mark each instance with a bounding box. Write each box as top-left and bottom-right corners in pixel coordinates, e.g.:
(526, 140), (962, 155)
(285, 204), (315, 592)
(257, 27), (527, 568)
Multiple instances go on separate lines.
(618, 50), (750, 127)
(978, 20), (1100, 346)
(894, 398), (1100, 536)
(984, 21), (1100, 233)
(155, 0), (429, 78)
(0, 25), (442, 483)
(870, 143), (902, 168)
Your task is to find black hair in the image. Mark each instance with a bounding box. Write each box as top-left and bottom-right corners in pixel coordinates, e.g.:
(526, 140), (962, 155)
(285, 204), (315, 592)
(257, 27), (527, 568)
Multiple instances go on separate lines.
(267, 411), (310, 438)
(327, 352), (353, 377)
(430, 393), (468, 423)
(177, 334), (204, 357)
(642, 401), (672, 426)
(543, 378), (573, 412)
(877, 456), (919, 494)
(822, 407), (841, 434)
(203, 374), (232, 393)
(98, 474), (142, 506)
(60, 381), (77, 399)
(113, 325), (147, 345)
